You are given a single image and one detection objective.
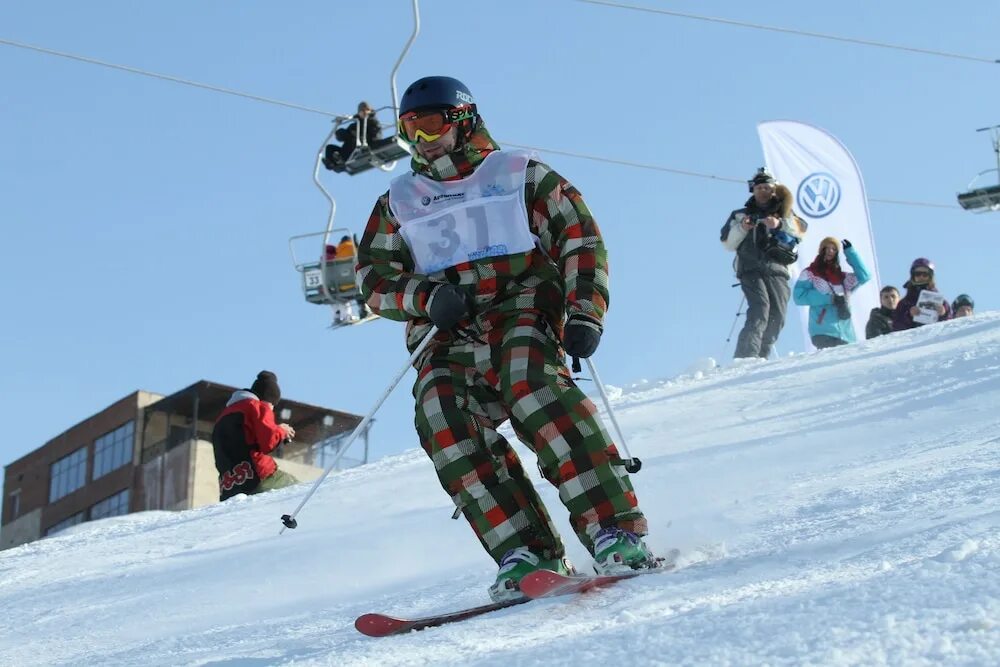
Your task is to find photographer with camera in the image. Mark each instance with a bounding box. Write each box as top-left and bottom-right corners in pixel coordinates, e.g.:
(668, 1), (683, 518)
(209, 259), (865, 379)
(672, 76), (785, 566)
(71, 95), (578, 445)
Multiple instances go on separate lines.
(721, 168), (807, 359)
(793, 237), (871, 349)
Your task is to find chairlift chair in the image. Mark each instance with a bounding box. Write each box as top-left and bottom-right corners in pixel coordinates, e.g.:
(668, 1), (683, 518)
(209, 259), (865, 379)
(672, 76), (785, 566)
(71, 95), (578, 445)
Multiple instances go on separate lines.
(288, 227), (377, 329)
(957, 125), (1000, 213)
(321, 106), (412, 176)
(287, 0), (421, 329)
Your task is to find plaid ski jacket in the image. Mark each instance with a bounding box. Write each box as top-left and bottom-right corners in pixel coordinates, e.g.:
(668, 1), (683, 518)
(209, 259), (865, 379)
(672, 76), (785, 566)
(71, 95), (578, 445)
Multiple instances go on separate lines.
(356, 124), (609, 351)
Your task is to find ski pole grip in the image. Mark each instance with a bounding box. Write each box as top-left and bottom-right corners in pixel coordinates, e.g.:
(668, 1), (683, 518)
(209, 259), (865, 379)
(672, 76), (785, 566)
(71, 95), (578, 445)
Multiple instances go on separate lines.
(572, 356), (582, 373)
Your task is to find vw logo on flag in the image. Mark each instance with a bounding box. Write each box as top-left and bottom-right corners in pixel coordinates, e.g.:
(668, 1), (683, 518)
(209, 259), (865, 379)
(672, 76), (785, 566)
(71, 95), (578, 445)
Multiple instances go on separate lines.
(796, 172), (841, 218)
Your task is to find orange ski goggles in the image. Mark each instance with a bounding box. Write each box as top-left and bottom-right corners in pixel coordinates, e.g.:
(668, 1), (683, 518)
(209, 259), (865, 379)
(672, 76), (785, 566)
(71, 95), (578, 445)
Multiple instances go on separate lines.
(398, 105), (476, 144)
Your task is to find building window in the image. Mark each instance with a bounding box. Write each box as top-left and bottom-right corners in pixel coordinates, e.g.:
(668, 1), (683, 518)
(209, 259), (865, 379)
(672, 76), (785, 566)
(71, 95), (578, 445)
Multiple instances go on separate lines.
(93, 421), (135, 480)
(91, 489), (130, 521)
(7, 490), (20, 522)
(45, 511), (85, 536)
(49, 447), (88, 503)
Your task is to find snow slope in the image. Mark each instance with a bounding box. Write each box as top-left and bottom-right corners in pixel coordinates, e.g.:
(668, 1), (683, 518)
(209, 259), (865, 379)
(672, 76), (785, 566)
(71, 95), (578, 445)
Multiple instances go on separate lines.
(2, 315), (998, 666)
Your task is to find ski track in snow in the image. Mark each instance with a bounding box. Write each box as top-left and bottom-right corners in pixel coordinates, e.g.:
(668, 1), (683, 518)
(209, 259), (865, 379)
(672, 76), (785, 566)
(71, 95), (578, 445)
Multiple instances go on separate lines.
(1, 315), (999, 666)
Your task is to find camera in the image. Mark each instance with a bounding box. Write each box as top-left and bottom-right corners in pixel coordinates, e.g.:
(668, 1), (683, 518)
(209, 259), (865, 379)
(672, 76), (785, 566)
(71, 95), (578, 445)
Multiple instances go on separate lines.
(832, 294), (851, 320)
(761, 229), (799, 265)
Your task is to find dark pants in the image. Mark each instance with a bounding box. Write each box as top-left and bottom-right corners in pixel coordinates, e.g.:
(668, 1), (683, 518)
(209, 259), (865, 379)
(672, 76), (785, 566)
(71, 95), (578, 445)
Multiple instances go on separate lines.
(334, 127), (358, 160)
(811, 334), (847, 349)
(735, 273), (790, 359)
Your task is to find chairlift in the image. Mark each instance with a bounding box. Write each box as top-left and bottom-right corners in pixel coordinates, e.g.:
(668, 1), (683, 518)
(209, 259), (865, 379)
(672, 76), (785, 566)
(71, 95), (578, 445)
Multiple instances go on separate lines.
(318, 0), (420, 177)
(287, 0), (421, 329)
(320, 109), (412, 177)
(288, 227), (377, 330)
(957, 124), (1000, 213)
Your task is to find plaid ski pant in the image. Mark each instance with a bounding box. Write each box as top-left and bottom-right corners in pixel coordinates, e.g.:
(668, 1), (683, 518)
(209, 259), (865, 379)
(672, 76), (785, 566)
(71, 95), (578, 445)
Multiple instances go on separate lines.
(412, 310), (647, 565)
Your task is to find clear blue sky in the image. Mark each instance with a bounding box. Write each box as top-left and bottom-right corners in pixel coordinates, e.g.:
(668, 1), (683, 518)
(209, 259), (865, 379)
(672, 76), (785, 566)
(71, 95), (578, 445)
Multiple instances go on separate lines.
(2, 1), (998, 498)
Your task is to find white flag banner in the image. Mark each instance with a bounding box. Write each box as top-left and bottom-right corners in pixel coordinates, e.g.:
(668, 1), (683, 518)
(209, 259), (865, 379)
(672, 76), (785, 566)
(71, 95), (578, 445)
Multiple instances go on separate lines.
(757, 120), (882, 350)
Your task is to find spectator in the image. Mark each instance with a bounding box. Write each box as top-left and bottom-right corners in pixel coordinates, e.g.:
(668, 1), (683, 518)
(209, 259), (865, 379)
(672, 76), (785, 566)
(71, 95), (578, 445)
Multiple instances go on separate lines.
(323, 101), (383, 168)
(892, 258), (951, 331)
(721, 167), (808, 358)
(952, 294), (975, 318)
(793, 237), (871, 348)
(356, 75), (657, 602)
(212, 371), (298, 501)
(865, 285), (900, 339)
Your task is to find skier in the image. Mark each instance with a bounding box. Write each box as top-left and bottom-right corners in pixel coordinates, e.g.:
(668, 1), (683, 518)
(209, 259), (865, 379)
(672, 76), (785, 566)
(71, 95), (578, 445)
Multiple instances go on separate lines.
(793, 237), (871, 348)
(355, 75), (655, 601)
(721, 168), (807, 358)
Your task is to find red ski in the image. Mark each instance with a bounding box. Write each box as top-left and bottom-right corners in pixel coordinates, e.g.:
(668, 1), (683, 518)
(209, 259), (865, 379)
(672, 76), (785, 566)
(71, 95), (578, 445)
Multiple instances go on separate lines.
(355, 597), (531, 637)
(519, 561), (676, 600)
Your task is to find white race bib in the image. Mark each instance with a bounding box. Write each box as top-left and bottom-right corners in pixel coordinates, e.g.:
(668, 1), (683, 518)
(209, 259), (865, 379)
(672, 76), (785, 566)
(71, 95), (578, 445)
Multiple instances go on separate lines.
(389, 151), (537, 274)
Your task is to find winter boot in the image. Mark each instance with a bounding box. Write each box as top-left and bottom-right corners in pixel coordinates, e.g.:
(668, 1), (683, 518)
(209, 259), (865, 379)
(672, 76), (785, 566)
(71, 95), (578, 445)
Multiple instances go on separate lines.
(592, 527), (657, 574)
(488, 547), (575, 602)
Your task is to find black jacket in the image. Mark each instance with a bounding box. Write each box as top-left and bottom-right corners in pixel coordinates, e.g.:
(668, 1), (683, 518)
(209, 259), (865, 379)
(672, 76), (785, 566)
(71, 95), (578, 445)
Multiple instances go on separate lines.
(338, 113), (383, 146)
(865, 306), (894, 339)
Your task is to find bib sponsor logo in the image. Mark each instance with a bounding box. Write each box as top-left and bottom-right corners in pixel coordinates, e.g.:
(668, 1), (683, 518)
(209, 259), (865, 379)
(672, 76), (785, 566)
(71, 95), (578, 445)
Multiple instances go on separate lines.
(419, 192), (465, 208)
(482, 184), (508, 197)
(468, 243), (509, 261)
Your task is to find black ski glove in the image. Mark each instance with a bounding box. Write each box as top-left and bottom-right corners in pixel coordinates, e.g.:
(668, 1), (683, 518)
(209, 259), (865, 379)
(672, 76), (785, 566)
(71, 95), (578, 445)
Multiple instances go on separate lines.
(428, 284), (472, 331)
(842, 239), (852, 249)
(563, 316), (602, 359)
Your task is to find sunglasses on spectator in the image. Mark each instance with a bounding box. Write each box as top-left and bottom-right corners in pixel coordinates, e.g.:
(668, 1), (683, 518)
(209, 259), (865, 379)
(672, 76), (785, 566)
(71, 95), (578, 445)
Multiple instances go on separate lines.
(912, 270), (931, 277)
(398, 105), (476, 144)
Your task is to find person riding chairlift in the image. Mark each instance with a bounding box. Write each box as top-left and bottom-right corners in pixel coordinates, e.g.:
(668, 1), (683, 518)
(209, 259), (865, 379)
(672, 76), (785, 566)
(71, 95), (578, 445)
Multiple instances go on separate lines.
(323, 235), (368, 321)
(325, 235), (357, 261)
(322, 101), (383, 170)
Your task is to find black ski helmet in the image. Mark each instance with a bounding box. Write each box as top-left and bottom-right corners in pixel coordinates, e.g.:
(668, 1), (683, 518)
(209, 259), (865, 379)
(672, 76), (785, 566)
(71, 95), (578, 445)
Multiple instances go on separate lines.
(748, 167), (776, 192)
(399, 76), (476, 116)
(953, 293), (974, 310)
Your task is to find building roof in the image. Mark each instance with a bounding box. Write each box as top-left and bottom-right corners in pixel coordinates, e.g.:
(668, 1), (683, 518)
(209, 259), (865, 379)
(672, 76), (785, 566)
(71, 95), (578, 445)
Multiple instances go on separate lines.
(143, 380), (364, 446)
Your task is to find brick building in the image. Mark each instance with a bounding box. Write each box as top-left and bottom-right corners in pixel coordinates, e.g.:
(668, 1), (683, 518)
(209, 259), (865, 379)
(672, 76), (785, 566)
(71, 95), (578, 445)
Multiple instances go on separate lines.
(1, 380), (366, 550)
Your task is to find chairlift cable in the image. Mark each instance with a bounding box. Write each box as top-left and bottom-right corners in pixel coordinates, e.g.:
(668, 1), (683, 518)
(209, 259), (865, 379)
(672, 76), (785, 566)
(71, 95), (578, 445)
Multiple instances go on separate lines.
(502, 140), (959, 209)
(578, 0), (1000, 65)
(0, 35), (962, 209)
(500, 140), (743, 183)
(0, 36), (344, 118)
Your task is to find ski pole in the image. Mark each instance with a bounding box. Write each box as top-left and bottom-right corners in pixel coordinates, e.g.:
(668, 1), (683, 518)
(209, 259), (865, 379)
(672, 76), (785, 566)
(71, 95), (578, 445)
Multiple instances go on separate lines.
(574, 356), (642, 474)
(725, 293), (746, 344)
(280, 325), (439, 532)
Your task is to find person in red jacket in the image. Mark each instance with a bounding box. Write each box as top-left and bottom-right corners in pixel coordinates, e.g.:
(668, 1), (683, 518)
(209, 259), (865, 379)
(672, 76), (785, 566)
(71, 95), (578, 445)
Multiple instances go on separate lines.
(212, 371), (298, 501)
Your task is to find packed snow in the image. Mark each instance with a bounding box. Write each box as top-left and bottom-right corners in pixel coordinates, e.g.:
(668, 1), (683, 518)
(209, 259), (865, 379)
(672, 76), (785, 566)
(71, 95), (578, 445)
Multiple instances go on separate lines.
(2, 314), (998, 666)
